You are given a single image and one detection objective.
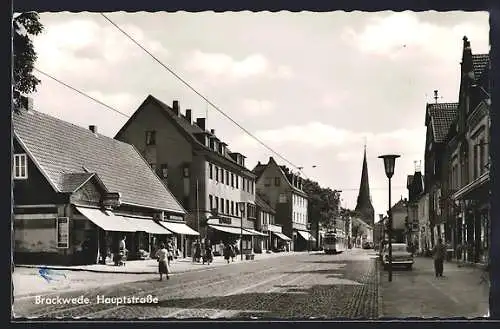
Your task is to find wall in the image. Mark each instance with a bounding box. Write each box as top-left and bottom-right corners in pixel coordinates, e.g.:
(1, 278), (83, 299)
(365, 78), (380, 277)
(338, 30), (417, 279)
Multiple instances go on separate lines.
(13, 140), (66, 205)
(392, 208), (407, 230)
(116, 101), (193, 207)
(292, 193), (308, 229)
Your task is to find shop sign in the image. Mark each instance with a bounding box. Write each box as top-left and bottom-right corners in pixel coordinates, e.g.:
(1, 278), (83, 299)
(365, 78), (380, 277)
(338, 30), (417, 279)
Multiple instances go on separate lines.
(218, 216), (232, 225)
(166, 214), (184, 221)
(57, 217), (69, 249)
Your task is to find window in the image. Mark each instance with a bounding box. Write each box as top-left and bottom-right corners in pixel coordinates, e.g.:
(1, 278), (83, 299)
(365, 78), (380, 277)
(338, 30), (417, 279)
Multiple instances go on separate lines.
(14, 154), (28, 179)
(236, 204), (239, 217)
(236, 175), (239, 188)
(251, 181), (254, 194)
(215, 166), (219, 182)
(209, 195), (213, 210)
(209, 164), (213, 179)
(145, 131), (156, 145)
(226, 200), (230, 214)
(220, 198), (225, 213)
(479, 138), (485, 175)
(221, 169), (225, 184)
(231, 173), (234, 187)
(275, 177), (280, 186)
(214, 197), (219, 211)
(242, 178), (246, 191)
(264, 177), (271, 187)
(231, 201), (235, 215)
(226, 171), (230, 185)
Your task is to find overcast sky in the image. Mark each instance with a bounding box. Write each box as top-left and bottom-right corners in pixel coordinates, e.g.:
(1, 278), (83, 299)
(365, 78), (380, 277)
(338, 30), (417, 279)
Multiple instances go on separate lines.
(29, 11), (489, 222)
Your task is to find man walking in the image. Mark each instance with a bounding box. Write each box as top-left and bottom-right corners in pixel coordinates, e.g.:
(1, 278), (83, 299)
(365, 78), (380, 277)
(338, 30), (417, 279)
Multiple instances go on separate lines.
(432, 237), (446, 277)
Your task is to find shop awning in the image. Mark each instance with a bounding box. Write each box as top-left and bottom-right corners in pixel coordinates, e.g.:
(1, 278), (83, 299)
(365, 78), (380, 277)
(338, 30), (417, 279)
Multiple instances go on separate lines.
(76, 207), (136, 232)
(272, 232), (292, 241)
(123, 217), (172, 235)
(160, 221), (200, 236)
(244, 228), (268, 236)
(297, 230), (317, 242)
(209, 224), (254, 236)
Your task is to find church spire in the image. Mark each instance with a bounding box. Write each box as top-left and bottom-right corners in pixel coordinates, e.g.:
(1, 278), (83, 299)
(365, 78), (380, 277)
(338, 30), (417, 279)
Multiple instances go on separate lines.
(355, 142), (375, 225)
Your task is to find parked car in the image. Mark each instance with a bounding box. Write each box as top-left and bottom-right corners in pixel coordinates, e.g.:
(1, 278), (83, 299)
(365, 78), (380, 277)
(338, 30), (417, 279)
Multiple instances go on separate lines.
(362, 241), (373, 249)
(381, 243), (414, 270)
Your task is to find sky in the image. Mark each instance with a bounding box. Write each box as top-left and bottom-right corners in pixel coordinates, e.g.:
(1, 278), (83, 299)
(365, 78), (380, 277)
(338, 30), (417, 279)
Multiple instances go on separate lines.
(28, 11), (490, 222)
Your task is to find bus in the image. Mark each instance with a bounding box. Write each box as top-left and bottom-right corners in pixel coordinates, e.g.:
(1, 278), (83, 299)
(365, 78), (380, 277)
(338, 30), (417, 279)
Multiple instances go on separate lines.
(323, 231), (347, 254)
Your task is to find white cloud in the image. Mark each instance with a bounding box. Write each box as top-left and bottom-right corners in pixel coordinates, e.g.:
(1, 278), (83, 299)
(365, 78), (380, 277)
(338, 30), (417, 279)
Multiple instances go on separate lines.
(33, 18), (170, 75)
(240, 99), (276, 116)
(342, 11), (489, 60)
(184, 50), (293, 81)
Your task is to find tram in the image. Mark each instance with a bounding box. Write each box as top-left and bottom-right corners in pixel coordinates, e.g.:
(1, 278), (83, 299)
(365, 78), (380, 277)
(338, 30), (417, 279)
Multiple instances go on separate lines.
(323, 230), (347, 254)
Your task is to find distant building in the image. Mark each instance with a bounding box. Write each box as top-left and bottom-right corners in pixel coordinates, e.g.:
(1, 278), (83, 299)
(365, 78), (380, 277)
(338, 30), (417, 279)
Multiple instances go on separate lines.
(253, 157), (313, 251)
(390, 198), (409, 243)
(13, 98), (186, 265)
(255, 193), (291, 252)
(407, 162), (425, 248)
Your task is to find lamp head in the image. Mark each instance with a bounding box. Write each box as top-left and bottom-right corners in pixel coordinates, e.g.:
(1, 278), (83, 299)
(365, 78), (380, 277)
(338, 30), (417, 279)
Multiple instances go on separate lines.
(378, 154), (400, 179)
(238, 202), (246, 213)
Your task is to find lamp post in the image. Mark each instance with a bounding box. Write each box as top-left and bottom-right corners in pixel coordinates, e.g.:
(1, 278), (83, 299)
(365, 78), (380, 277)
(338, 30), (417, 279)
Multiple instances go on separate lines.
(238, 202), (246, 261)
(378, 154), (400, 282)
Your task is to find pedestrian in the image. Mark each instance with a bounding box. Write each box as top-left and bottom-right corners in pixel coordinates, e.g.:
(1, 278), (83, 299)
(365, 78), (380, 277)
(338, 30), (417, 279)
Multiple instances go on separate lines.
(115, 236), (127, 266)
(155, 242), (170, 281)
(230, 244), (236, 262)
(203, 243), (213, 265)
(432, 237), (446, 277)
(167, 241), (174, 266)
(223, 244), (231, 264)
(194, 241), (202, 263)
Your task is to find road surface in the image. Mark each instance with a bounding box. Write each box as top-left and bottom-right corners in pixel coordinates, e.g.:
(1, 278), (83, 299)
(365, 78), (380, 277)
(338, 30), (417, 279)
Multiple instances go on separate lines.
(13, 249), (379, 319)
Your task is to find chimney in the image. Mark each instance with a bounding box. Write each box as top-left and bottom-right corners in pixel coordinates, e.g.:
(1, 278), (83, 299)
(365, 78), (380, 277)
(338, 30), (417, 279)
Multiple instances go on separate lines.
(185, 109), (192, 123)
(89, 125), (97, 134)
(433, 90), (439, 103)
(210, 129), (215, 135)
(196, 118), (206, 131)
(25, 97), (34, 112)
(172, 100), (180, 116)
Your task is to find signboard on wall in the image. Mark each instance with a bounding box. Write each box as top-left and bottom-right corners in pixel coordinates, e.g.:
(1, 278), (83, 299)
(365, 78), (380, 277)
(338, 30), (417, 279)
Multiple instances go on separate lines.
(57, 217), (69, 249)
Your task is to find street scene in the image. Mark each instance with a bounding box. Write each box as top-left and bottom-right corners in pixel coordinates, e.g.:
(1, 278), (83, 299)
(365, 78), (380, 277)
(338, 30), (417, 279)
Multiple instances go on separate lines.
(12, 11), (491, 320)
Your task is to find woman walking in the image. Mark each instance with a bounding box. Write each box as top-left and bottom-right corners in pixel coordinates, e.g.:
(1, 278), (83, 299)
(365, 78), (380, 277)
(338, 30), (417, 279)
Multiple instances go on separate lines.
(155, 243), (170, 281)
(223, 244), (231, 264)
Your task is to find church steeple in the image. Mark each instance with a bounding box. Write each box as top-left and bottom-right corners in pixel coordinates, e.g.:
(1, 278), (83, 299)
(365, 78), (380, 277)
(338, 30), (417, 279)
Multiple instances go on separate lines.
(355, 142), (375, 225)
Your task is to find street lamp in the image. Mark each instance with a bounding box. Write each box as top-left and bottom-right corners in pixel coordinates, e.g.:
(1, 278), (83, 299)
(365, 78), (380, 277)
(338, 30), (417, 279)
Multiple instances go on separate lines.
(238, 202), (246, 261)
(378, 154), (400, 283)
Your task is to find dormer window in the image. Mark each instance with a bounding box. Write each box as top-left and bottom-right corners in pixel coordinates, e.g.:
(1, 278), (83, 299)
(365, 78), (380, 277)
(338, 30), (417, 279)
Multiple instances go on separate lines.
(14, 154), (28, 179)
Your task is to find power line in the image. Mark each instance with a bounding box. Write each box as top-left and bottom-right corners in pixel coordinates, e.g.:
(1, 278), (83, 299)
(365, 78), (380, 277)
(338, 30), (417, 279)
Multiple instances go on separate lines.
(99, 13), (303, 174)
(33, 68), (130, 119)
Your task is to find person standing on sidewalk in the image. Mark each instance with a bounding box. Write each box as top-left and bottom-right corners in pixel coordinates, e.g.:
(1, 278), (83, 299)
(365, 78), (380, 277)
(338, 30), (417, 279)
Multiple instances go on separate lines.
(155, 243), (170, 281)
(432, 237), (447, 277)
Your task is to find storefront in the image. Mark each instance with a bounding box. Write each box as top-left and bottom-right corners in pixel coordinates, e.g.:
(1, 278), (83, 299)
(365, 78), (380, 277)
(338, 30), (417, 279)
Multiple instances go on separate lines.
(294, 229), (316, 251)
(159, 215), (200, 258)
(206, 216), (257, 255)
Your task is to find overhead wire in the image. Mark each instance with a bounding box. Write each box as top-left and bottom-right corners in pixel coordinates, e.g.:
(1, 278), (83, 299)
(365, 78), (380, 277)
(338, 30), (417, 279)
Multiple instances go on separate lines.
(99, 13), (303, 174)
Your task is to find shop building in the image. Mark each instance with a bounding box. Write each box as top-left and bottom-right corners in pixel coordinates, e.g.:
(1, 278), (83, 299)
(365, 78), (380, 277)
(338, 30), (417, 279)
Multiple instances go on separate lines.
(255, 194), (291, 252)
(114, 96), (259, 256)
(253, 157), (313, 251)
(13, 99), (187, 265)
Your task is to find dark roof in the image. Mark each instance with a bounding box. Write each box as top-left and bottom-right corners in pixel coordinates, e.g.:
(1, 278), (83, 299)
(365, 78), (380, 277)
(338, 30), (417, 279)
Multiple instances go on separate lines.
(391, 199), (408, 211)
(427, 103), (459, 143)
(252, 162), (267, 179)
(60, 173), (96, 193)
(13, 109), (186, 214)
(117, 95), (254, 175)
(255, 194), (275, 214)
(472, 54), (489, 81)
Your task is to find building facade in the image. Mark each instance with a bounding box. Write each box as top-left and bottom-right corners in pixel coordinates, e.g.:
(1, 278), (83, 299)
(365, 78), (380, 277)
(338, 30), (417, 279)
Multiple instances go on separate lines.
(13, 99), (187, 265)
(253, 157), (313, 251)
(255, 194), (291, 252)
(115, 96), (259, 257)
(445, 37), (490, 264)
(407, 164), (424, 249)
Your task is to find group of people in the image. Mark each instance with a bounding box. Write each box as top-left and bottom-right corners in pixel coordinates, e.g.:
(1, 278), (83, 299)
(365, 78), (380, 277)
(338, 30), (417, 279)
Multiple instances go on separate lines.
(192, 240), (215, 265)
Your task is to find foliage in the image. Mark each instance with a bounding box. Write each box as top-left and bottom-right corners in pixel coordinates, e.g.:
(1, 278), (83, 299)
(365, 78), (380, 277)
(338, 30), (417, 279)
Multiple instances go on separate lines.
(301, 177), (342, 229)
(13, 12), (43, 109)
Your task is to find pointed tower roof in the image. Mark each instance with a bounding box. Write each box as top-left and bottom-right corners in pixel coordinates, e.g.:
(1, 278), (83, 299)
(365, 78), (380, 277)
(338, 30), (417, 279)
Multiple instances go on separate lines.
(355, 144), (375, 225)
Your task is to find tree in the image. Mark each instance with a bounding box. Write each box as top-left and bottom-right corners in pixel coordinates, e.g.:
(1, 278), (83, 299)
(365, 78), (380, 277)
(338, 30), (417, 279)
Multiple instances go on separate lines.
(13, 12), (43, 110)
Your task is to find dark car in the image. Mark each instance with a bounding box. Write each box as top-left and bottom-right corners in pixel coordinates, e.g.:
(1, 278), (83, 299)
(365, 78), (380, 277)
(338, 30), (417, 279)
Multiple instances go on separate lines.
(362, 241), (372, 249)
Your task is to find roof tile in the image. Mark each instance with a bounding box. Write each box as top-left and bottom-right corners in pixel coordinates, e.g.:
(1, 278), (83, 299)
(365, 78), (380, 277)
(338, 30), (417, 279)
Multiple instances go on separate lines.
(428, 103), (459, 143)
(13, 110), (185, 214)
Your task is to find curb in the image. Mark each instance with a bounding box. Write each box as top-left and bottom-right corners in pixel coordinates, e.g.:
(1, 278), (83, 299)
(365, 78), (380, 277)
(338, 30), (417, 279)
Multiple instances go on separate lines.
(376, 259), (383, 319)
(14, 252), (297, 275)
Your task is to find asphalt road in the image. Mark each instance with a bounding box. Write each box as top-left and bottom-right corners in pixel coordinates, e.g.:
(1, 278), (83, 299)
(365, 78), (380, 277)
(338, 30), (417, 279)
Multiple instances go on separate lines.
(13, 249), (380, 320)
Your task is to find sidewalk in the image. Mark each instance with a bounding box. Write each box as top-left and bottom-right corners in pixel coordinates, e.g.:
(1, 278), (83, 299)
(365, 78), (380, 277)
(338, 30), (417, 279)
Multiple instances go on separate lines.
(379, 256), (489, 318)
(13, 252), (296, 298)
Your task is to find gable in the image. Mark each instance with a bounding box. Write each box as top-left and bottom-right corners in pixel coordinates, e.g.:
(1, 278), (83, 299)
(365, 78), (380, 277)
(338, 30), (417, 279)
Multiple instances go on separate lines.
(70, 177), (105, 206)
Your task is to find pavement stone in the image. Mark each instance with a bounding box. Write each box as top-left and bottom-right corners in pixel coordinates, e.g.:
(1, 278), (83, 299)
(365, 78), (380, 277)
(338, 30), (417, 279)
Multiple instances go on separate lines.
(379, 255), (489, 318)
